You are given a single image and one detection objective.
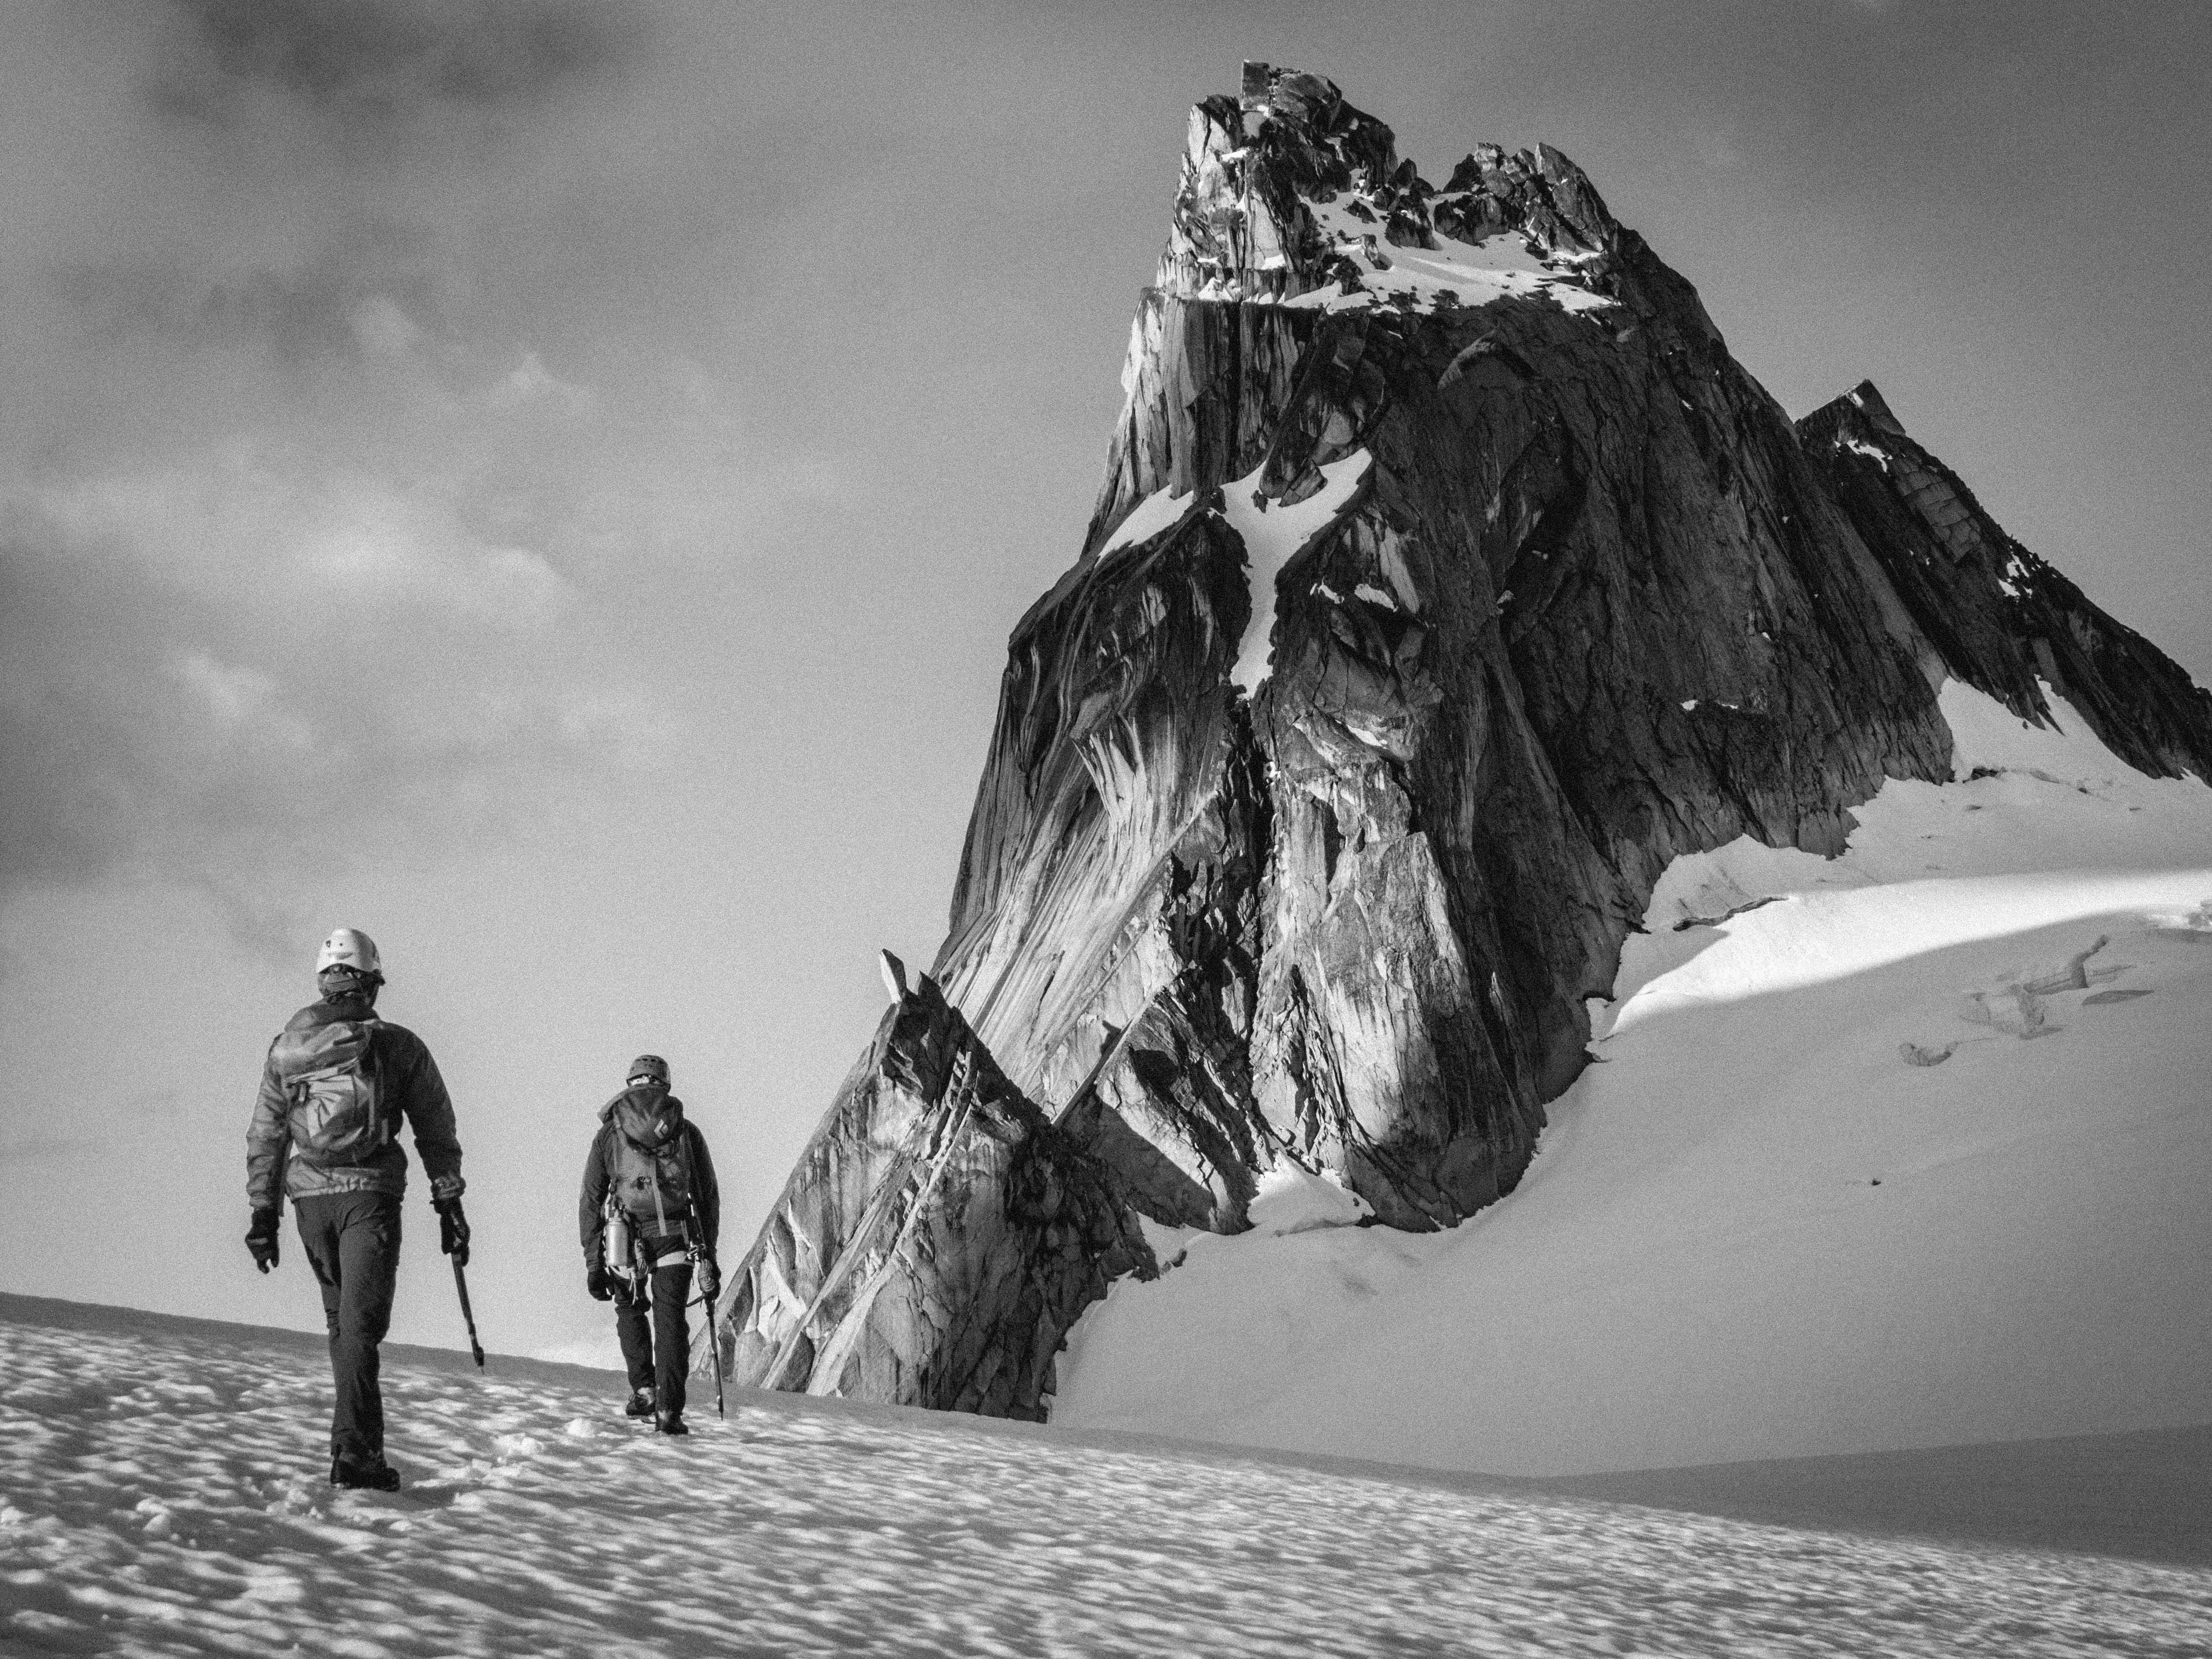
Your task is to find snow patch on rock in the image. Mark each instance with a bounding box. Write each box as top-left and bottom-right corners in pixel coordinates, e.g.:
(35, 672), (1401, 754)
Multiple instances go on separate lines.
(1943, 676), (2135, 787)
(1221, 450), (1373, 693)
(1247, 1162), (1374, 1235)
(1293, 200), (1611, 317)
(1099, 483), (1204, 558)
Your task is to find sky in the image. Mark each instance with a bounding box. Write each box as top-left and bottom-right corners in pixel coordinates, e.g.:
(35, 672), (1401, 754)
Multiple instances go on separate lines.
(2, 0), (2207, 1367)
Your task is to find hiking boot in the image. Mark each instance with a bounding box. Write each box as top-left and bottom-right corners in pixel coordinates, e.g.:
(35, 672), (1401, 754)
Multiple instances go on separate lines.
(330, 1452), (401, 1492)
(654, 1411), (689, 1437)
(624, 1387), (657, 1419)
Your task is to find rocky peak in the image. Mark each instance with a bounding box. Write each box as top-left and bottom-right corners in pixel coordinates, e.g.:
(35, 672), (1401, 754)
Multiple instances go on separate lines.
(1162, 61), (1614, 313)
(1156, 60), (1719, 357)
(711, 64), (2212, 1419)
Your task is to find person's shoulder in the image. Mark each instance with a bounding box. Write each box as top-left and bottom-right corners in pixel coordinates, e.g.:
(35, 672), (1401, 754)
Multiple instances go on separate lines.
(370, 1018), (431, 1059)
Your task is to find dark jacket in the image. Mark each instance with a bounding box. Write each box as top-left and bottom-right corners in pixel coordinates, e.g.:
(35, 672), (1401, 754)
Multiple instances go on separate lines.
(579, 1084), (719, 1262)
(246, 995), (466, 1212)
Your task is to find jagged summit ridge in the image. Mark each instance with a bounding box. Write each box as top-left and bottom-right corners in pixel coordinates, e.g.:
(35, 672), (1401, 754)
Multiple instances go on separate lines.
(713, 63), (2212, 1419)
(1165, 62), (1606, 309)
(1153, 63), (1714, 338)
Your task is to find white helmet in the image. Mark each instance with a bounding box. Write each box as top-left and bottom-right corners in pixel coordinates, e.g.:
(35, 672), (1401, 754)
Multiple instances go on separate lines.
(316, 927), (382, 976)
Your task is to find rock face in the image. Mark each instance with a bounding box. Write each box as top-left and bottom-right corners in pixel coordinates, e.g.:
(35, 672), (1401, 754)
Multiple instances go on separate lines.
(710, 62), (2212, 1408)
(719, 956), (1148, 1419)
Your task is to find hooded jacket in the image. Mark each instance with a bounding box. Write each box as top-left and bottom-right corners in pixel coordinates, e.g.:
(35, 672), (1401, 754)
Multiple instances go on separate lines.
(579, 1083), (720, 1262)
(245, 993), (466, 1211)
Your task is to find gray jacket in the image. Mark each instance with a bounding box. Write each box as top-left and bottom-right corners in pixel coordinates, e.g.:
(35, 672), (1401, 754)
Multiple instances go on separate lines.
(246, 994), (466, 1212)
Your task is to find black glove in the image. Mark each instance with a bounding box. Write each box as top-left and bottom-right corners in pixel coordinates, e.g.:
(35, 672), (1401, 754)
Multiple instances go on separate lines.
(245, 1209), (281, 1274)
(696, 1255), (721, 1301)
(587, 1261), (614, 1302)
(435, 1196), (470, 1267)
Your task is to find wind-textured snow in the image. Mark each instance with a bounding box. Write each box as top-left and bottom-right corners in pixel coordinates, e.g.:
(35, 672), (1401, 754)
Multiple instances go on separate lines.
(1054, 682), (2212, 1475)
(5, 1297), (2209, 1657)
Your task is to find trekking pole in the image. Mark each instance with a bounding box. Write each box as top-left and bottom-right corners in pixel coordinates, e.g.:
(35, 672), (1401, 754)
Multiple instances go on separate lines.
(451, 1258), (486, 1368)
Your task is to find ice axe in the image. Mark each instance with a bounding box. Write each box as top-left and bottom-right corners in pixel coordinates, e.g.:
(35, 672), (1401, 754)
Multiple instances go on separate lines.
(451, 1258), (485, 1368)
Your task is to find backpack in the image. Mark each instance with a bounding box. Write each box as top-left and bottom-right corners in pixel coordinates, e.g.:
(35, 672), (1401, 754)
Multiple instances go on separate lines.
(274, 1018), (389, 1162)
(606, 1089), (696, 1236)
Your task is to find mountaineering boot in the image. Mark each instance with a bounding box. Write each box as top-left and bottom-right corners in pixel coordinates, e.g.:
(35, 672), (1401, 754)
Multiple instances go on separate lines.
(655, 1410), (689, 1437)
(330, 1452), (401, 1492)
(625, 1387), (656, 1419)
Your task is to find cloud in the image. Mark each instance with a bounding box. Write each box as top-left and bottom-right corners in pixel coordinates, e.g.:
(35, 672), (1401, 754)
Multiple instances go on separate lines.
(0, 0), (843, 959)
(485, 350), (593, 412)
(350, 294), (425, 357)
(150, 0), (646, 128)
(0, 461), (672, 957)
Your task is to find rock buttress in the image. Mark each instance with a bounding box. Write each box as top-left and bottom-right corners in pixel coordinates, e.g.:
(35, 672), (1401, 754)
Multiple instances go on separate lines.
(713, 970), (1149, 1419)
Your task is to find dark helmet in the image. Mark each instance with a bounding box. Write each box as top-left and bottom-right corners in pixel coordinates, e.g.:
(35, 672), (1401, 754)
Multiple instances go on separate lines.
(627, 1054), (670, 1087)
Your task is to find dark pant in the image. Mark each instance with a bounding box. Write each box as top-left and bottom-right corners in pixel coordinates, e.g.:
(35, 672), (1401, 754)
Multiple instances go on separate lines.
(296, 1191), (401, 1463)
(614, 1233), (692, 1417)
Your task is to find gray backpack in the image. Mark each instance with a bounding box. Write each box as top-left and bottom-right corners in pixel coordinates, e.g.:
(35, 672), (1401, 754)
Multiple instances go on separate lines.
(273, 1018), (389, 1162)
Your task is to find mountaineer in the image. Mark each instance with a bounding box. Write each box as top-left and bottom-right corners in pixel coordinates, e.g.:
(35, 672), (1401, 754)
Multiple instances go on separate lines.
(580, 1054), (720, 1435)
(245, 927), (469, 1491)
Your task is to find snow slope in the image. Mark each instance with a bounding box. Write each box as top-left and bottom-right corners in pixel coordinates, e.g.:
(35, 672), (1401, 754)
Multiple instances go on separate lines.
(4, 1295), (2208, 1658)
(1053, 682), (2212, 1475)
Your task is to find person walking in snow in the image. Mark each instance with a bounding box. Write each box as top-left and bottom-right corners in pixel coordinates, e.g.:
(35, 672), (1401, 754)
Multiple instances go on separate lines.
(580, 1054), (720, 1436)
(244, 927), (470, 1491)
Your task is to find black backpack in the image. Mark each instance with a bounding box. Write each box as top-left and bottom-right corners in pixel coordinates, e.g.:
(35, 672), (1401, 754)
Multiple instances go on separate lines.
(605, 1088), (695, 1235)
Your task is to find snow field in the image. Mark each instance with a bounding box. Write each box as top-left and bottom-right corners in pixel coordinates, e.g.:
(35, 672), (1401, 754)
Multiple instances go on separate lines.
(4, 1301), (2209, 1658)
(1053, 684), (2212, 1475)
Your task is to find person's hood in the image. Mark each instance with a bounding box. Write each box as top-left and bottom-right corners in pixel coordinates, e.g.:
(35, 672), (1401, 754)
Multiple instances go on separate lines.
(601, 1083), (686, 1151)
